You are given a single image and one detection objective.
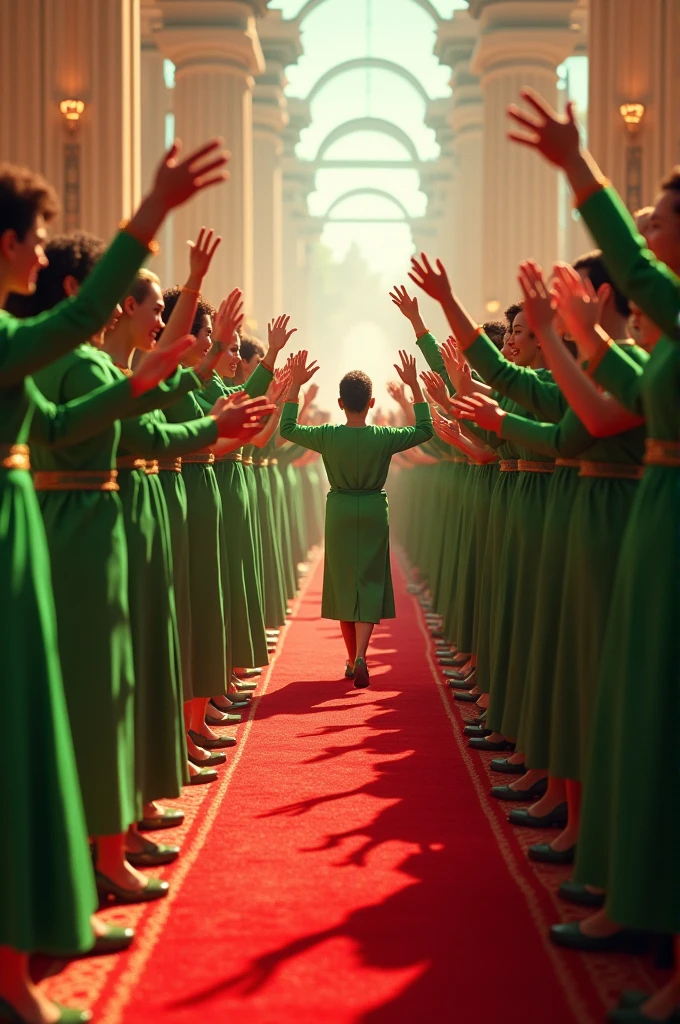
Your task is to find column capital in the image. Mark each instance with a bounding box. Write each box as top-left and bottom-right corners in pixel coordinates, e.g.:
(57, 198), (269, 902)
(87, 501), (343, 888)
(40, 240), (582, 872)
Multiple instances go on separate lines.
(141, 0), (163, 43)
(470, 1), (579, 78)
(435, 12), (483, 138)
(254, 11), (302, 137)
(155, 1), (266, 78)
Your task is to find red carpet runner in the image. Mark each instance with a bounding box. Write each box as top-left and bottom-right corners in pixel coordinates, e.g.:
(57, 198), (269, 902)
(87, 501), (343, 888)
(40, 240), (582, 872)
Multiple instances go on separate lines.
(44, 554), (658, 1023)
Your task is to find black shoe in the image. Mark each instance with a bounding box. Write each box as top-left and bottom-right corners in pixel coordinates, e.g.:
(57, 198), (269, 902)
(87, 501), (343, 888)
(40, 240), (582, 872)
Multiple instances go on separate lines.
(550, 922), (650, 954)
(463, 725), (492, 737)
(189, 767), (219, 785)
(490, 778), (548, 802)
(468, 737), (515, 752)
(447, 677), (475, 689)
(508, 803), (568, 828)
(558, 880), (606, 908)
(353, 657), (370, 688)
(454, 691), (481, 703)
(489, 758), (527, 775)
(528, 842), (576, 864)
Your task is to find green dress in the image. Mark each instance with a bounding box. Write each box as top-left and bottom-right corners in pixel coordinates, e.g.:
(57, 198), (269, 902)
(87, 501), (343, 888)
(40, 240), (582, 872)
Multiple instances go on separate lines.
(280, 401), (433, 622)
(570, 186), (680, 933)
(242, 441), (267, 628)
(164, 388), (228, 699)
(254, 434), (288, 629)
(278, 442), (307, 573)
(196, 366), (272, 668)
(267, 446), (297, 602)
(158, 460), (192, 701)
(0, 228), (147, 953)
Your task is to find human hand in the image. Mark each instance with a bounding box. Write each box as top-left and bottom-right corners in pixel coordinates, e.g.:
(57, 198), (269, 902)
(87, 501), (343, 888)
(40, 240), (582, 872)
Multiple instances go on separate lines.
(150, 139), (230, 212)
(550, 262), (607, 357)
(517, 260), (555, 336)
(388, 284), (422, 325)
(450, 393), (505, 435)
(393, 349), (418, 390)
(420, 370), (448, 407)
(187, 226), (222, 287)
(302, 382), (319, 408)
(507, 88), (581, 171)
(408, 253), (452, 305)
(288, 350), (320, 390)
(440, 336), (474, 394)
(212, 288), (244, 346)
(386, 379), (407, 407)
(211, 392), (276, 440)
(131, 335), (195, 397)
(267, 368), (291, 405)
(268, 314), (297, 354)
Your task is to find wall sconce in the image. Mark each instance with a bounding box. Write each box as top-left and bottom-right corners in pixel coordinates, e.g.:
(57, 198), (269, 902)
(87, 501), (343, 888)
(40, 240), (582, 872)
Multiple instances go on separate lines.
(59, 99), (85, 130)
(485, 299), (501, 314)
(619, 103), (645, 134)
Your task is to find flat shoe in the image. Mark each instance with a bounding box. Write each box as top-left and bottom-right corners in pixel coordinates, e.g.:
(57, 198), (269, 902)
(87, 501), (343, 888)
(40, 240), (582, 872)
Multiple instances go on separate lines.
(528, 842), (576, 864)
(454, 691), (481, 703)
(558, 880), (605, 908)
(550, 922), (649, 954)
(353, 657), (370, 689)
(468, 737), (515, 752)
(490, 778), (548, 802)
(508, 803), (568, 828)
(608, 1008), (680, 1023)
(489, 758), (527, 775)
(126, 838), (180, 867)
(345, 661), (355, 679)
(189, 767), (219, 785)
(0, 999), (93, 1024)
(463, 725), (492, 737)
(188, 750), (227, 767)
(89, 926), (135, 955)
(138, 808), (184, 831)
(235, 681), (257, 691)
(447, 677), (475, 689)
(205, 712), (242, 725)
(95, 872), (169, 905)
(188, 729), (236, 750)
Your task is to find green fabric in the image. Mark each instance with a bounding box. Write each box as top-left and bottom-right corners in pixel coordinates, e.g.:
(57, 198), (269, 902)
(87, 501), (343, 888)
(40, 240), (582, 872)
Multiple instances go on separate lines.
(456, 462), (499, 653)
(280, 401), (433, 622)
(267, 444), (297, 601)
(465, 331), (565, 423)
(416, 330), (454, 393)
(158, 467), (192, 701)
(253, 437), (288, 628)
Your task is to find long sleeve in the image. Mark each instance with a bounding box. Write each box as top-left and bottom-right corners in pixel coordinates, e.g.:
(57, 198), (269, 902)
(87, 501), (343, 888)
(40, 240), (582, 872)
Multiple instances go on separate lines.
(279, 402), (327, 453)
(386, 402), (433, 454)
(127, 367), (201, 416)
(500, 407), (595, 458)
(591, 343), (648, 416)
(464, 331), (565, 421)
(243, 362), (274, 398)
(578, 186), (680, 340)
(415, 331), (454, 394)
(118, 412), (218, 458)
(27, 374), (135, 448)
(0, 231), (148, 386)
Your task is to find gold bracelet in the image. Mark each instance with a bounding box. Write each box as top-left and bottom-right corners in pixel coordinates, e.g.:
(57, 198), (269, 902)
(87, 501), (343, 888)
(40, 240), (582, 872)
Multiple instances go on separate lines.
(119, 219), (160, 255)
(181, 285), (200, 296)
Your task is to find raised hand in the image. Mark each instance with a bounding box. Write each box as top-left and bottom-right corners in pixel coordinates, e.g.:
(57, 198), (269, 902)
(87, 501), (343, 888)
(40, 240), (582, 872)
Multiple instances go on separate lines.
(450, 392), (505, 434)
(440, 336), (474, 394)
(550, 262), (607, 357)
(288, 350), (320, 390)
(393, 349), (418, 390)
(507, 88), (581, 171)
(302, 381), (319, 409)
(386, 379), (407, 407)
(188, 226), (222, 286)
(212, 288), (244, 346)
(150, 139), (230, 211)
(267, 368), (291, 405)
(517, 260), (555, 336)
(131, 335), (195, 397)
(420, 370), (448, 407)
(408, 253), (452, 305)
(389, 285), (422, 324)
(268, 314), (297, 354)
(211, 393), (276, 439)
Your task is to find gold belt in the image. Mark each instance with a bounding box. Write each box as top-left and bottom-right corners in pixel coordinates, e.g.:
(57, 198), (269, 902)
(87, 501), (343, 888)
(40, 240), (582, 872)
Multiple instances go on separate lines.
(182, 452), (215, 464)
(555, 458), (580, 469)
(157, 458), (182, 473)
(117, 456), (146, 471)
(517, 460), (554, 474)
(579, 461), (644, 480)
(33, 470), (119, 492)
(499, 459), (519, 473)
(269, 458), (278, 466)
(216, 452), (243, 463)
(145, 460), (159, 476)
(644, 439), (680, 467)
(0, 444), (30, 470)
(255, 459), (269, 467)
(243, 456), (254, 466)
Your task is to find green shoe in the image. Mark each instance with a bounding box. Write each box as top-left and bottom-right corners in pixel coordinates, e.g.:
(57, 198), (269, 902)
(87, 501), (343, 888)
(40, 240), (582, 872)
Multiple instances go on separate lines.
(490, 778), (548, 802)
(528, 842), (576, 864)
(188, 729), (236, 750)
(345, 660), (355, 679)
(508, 803), (567, 829)
(189, 767), (218, 785)
(188, 749), (227, 767)
(138, 808), (184, 831)
(0, 999), (93, 1023)
(550, 922), (650, 954)
(205, 712), (242, 725)
(608, 1001), (680, 1022)
(558, 880), (605, 908)
(89, 925), (135, 955)
(126, 837), (180, 867)
(95, 871), (169, 905)
(353, 657), (370, 689)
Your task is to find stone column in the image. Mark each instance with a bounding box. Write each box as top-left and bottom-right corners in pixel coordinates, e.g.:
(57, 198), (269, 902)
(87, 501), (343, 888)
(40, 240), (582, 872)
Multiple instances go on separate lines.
(436, 10), (484, 322)
(251, 11), (302, 334)
(141, 0), (174, 283)
(0, 0), (141, 238)
(282, 98), (316, 339)
(155, 1), (266, 308)
(587, 0), (680, 209)
(470, 0), (578, 311)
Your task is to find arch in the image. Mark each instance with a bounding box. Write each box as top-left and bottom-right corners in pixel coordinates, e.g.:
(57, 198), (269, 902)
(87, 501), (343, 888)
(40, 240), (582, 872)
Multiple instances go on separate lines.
(324, 188), (410, 221)
(315, 117), (420, 164)
(296, 0), (441, 24)
(306, 58), (430, 106)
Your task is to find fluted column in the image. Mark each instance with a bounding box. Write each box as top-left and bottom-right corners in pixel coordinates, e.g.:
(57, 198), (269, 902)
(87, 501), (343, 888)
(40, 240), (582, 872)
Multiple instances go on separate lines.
(587, 0), (680, 209)
(252, 12), (302, 333)
(471, 0), (577, 310)
(141, 0), (173, 282)
(155, 1), (266, 307)
(282, 98), (316, 338)
(436, 10), (484, 322)
(423, 98), (456, 267)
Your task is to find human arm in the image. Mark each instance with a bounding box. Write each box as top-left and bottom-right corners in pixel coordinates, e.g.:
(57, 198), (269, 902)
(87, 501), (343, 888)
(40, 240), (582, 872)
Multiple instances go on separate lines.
(431, 405), (497, 463)
(386, 379), (415, 425)
(156, 227), (223, 350)
(451, 392), (596, 457)
(389, 284), (454, 394)
(261, 314), (297, 374)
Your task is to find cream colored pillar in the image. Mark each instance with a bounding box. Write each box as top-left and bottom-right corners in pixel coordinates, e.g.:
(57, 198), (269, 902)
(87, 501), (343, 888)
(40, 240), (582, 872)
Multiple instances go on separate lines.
(155, 1), (266, 307)
(436, 10), (484, 322)
(282, 98), (315, 338)
(252, 12), (302, 335)
(141, 0), (173, 283)
(470, 0), (577, 311)
(587, 0), (680, 209)
(0, 0), (140, 239)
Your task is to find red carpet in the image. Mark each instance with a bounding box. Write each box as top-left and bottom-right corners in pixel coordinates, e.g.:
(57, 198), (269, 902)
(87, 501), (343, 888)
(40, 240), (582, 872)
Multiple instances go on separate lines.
(44, 553), (658, 1023)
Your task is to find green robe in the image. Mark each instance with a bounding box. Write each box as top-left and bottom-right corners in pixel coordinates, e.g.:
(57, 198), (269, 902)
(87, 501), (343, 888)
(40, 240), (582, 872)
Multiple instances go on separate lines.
(571, 186), (680, 934)
(254, 434), (288, 628)
(280, 401), (433, 622)
(267, 443), (297, 602)
(0, 228), (147, 953)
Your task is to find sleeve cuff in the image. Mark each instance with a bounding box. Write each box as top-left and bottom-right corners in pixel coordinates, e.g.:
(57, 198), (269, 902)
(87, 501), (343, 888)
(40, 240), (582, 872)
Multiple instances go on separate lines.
(584, 334), (614, 378)
(574, 178), (610, 210)
(459, 325), (486, 352)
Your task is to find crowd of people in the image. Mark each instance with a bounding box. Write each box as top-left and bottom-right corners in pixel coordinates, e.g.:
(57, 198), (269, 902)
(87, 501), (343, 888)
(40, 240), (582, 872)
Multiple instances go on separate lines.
(0, 140), (328, 1024)
(0, 84), (678, 1024)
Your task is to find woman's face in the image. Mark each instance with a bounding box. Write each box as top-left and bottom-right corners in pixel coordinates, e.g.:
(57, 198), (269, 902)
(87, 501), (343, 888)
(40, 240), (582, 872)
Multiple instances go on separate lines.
(506, 310), (539, 366)
(220, 331), (241, 379)
(125, 281), (165, 351)
(183, 313), (213, 366)
(501, 327), (515, 361)
(3, 215), (49, 295)
(644, 189), (680, 273)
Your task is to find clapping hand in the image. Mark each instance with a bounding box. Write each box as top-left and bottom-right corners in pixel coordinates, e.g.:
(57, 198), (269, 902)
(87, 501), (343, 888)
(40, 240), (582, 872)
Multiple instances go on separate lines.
(408, 253), (452, 305)
(187, 226), (222, 287)
(267, 367), (291, 405)
(450, 392), (505, 435)
(507, 88), (581, 171)
(440, 336), (474, 395)
(131, 335), (195, 397)
(212, 288), (244, 346)
(210, 392), (276, 440)
(268, 314), (297, 354)
(550, 262), (608, 357)
(517, 260), (555, 337)
(288, 350), (320, 390)
(420, 370), (448, 408)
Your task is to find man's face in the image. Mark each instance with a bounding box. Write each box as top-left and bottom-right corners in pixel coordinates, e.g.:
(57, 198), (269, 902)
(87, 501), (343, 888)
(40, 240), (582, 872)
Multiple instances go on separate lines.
(2, 214), (49, 295)
(126, 282), (165, 351)
(645, 190), (680, 272)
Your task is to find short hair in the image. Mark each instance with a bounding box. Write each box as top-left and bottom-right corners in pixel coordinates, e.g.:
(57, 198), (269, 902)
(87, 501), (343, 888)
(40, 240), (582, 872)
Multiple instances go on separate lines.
(240, 334), (265, 362)
(339, 370), (372, 413)
(126, 267), (161, 305)
(660, 167), (680, 213)
(483, 320), (505, 350)
(505, 302), (522, 328)
(5, 231), (105, 317)
(0, 162), (59, 241)
(573, 249), (631, 318)
(160, 286), (215, 337)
